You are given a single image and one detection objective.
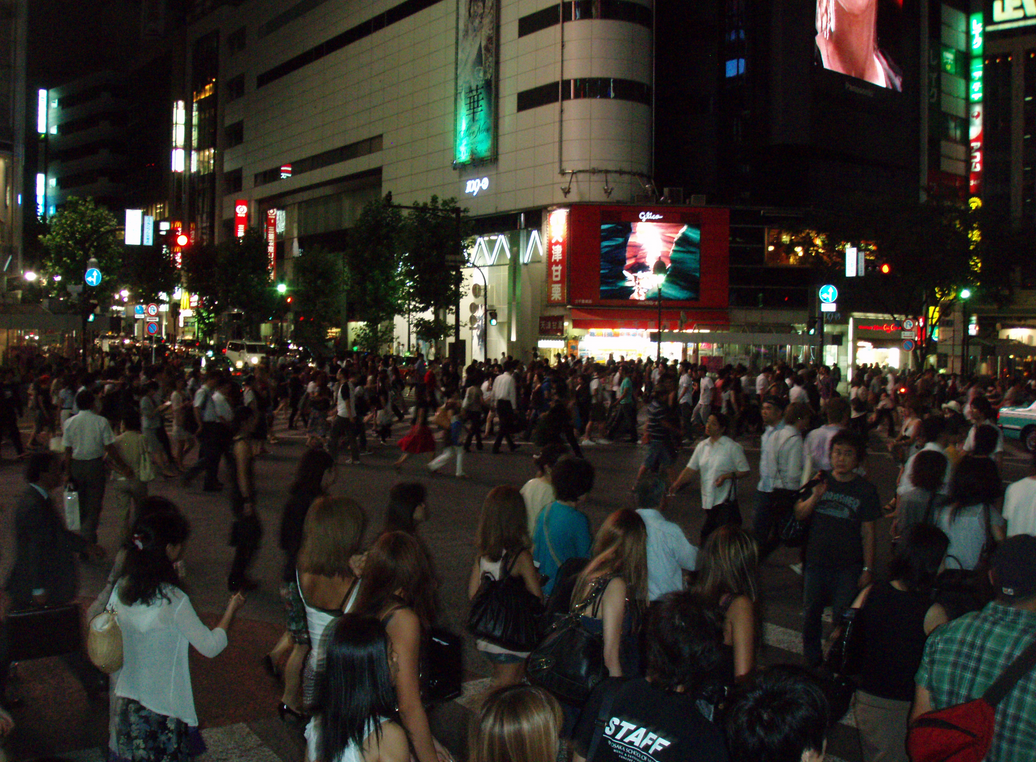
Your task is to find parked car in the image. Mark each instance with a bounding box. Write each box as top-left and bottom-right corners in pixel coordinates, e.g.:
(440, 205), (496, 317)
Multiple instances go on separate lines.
(998, 401), (1036, 452)
(224, 340), (269, 369)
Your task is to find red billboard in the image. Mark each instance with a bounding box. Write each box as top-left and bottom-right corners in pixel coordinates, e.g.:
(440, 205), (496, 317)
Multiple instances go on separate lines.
(565, 205), (730, 321)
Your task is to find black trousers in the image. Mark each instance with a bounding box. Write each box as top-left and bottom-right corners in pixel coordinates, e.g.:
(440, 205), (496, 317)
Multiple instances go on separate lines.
(492, 400), (517, 452)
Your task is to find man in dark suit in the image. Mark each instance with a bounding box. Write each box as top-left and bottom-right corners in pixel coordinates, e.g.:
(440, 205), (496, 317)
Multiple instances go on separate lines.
(0, 452), (106, 702)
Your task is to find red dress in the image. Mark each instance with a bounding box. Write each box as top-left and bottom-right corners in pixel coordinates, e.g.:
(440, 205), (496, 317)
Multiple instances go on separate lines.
(398, 422), (436, 454)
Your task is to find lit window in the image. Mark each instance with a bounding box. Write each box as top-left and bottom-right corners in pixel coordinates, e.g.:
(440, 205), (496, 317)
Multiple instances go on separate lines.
(725, 59), (745, 77)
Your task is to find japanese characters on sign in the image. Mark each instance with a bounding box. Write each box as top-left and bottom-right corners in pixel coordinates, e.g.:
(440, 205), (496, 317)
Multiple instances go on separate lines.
(547, 209), (568, 305)
(266, 209), (278, 277)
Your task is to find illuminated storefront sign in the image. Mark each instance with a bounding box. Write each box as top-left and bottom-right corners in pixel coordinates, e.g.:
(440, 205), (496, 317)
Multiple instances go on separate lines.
(266, 209), (278, 277)
(969, 14), (983, 197)
(235, 200), (248, 238)
(455, 0), (497, 164)
(465, 177), (490, 196)
(989, 0), (1036, 31)
(546, 209), (568, 305)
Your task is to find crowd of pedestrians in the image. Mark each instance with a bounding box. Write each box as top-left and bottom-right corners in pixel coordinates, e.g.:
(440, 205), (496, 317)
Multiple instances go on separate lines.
(0, 346), (1033, 762)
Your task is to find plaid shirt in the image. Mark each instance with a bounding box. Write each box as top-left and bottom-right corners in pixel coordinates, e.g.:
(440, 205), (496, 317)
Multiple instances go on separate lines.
(916, 602), (1036, 762)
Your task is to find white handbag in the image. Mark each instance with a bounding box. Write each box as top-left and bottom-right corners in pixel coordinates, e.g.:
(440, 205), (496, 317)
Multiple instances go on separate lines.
(63, 484), (81, 531)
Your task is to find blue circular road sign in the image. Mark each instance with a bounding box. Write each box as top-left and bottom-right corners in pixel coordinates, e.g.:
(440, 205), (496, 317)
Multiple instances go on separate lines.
(819, 284), (838, 304)
(903, 340), (915, 351)
(84, 268), (102, 287)
(146, 321), (159, 336)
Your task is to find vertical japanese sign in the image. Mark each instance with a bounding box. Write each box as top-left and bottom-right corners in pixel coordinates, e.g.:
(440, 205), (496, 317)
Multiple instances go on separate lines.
(235, 200), (249, 238)
(455, 0), (497, 164)
(547, 209), (568, 305)
(968, 13), (983, 198)
(266, 209), (278, 278)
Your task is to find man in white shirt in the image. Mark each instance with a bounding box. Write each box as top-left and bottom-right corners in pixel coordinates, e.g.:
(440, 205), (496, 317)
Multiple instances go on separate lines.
(491, 361), (519, 453)
(1003, 454), (1036, 537)
(677, 363), (695, 444)
(63, 390), (130, 544)
(753, 397), (804, 561)
(755, 367), (772, 399)
(634, 475), (699, 602)
(184, 371), (232, 491)
(693, 368), (715, 428)
(896, 416), (952, 496)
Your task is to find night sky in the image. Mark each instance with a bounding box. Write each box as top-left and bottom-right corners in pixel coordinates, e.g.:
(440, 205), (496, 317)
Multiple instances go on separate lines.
(28, 0), (144, 86)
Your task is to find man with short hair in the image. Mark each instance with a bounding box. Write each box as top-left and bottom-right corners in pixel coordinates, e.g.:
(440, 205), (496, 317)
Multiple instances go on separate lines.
(491, 360), (519, 453)
(605, 364), (637, 444)
(752, 396), (803, 561)
(803, 396), (849, 474)
(913, 534), (1036, 762)
(573, 592), (729, 762)
(725, 667), (829, 762)
(634, 475), (698, 602)
(692, 367), (715, 429)
(795, 430), (880, 667)
(62, 390), (130, 544)
(183, 370), (232, 491)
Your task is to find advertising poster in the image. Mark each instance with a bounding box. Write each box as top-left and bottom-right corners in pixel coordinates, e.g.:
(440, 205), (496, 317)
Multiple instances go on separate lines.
(815, 0), (904, 91)
(455, 0), (497, 164)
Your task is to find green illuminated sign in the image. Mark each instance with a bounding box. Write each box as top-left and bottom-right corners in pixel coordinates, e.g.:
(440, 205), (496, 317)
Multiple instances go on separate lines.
(971, 59), (983, 102)
(455, 0), (497, 165)
(970, 13), (983, 55)
(942, 46), (959, 75)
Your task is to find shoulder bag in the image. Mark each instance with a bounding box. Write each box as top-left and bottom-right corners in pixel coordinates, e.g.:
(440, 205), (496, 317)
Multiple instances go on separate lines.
(907, 637), (1036, 762)
(527, 576), (611, 705)
(431, 405), (451, 430)
(87, 605), (123, 674)
(467, 551), (545, 652)
(6, 603), (83, 661)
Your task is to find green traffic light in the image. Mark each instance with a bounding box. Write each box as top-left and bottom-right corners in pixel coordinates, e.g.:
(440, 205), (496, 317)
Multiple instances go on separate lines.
(276, 283), (287, 294)
(960, 288), (972, 300)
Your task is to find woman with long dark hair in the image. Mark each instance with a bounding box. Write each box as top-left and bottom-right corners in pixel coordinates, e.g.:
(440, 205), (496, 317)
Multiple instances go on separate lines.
(353, 532), (451, 762)
(841, 523), (950, 762)
(936, 454), (1006, 571)
(265, 448), (337, 715)
(306, 615), (408, 762)
(109, 509), (246, 761)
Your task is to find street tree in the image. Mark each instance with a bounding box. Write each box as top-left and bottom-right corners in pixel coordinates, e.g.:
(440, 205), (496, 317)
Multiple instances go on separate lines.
(399, 195), (468, 351)
(291, 245), (346, 355)
(182, 228), (277, 339)
(39, 197), (123, 308)
(344, 198), (405, 352)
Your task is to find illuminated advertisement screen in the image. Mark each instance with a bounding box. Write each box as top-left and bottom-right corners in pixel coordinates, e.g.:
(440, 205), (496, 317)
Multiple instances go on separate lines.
(815, 0), (905, 92)
(566, 206), (729, 312)
(600, 222), (701, 301)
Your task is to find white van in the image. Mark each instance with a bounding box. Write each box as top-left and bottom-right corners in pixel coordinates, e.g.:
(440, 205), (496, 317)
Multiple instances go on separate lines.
(224, 341), (269, 369)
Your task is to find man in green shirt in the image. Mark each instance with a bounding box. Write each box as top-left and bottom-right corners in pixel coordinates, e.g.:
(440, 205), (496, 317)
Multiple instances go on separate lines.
(913, 535), (1036, 762)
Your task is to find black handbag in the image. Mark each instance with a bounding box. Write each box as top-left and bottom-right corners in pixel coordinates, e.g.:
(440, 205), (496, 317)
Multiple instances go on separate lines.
(826, 606), (865, 677)
(527, 577), (610, 705)
(6, 603), (84, 661)
(420, 626), (463, 703)
(467, 551), (545, 651)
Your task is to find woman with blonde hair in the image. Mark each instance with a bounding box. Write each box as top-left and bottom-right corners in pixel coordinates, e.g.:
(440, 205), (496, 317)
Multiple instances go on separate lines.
(690, 524), (760, 681)
(291, 497), (366, 728)
(353, 532), (451, 762)
(468, 486), (543, 689)
(569, 509), (648, 680)
(469, 685), (562, 762)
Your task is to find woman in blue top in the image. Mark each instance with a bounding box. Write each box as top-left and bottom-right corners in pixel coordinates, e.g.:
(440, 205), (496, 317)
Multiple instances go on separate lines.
(533, 456), (595, 596)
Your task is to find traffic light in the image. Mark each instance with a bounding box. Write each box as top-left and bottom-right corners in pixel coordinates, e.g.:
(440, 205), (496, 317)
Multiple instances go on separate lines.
(807, 317), (818, 335)
(488, 309), (498, 326)
(879, 262), (891, 275)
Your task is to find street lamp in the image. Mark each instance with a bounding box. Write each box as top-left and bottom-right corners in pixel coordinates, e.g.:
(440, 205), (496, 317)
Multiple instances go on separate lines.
(23, 271), (37, 282)
(652, 259), (668, 363)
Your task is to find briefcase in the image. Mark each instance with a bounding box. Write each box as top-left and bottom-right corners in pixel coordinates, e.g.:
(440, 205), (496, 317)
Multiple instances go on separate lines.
(6, 604), (84, 661)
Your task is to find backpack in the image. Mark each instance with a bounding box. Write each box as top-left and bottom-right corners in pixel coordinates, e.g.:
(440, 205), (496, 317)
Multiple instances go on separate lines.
(906, 638), (1036, 762)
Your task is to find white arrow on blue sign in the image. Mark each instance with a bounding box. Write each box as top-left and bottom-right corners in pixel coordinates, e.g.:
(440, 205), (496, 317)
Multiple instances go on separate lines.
(84, 268), (102, 287)
(818, 284), (838, 304)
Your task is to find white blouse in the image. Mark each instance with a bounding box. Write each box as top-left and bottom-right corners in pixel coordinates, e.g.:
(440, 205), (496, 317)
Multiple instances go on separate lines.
(111, 583), (228, 726)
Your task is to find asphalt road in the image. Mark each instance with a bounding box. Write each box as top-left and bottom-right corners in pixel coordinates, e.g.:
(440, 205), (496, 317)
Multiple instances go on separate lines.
(2, 413), (1032, 762)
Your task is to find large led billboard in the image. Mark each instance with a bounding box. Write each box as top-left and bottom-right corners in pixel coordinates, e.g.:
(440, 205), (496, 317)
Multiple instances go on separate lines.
(566, 206), (729, 314)
(815, 0), (905, 91)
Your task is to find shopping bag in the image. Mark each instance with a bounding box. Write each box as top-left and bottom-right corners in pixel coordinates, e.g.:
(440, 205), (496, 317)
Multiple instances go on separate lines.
(64, 485), (81, 531)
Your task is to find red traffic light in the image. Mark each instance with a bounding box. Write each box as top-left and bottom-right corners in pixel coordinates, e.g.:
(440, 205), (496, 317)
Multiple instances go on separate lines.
(880, 263), (891, 274)
(175, 233), (190, 247)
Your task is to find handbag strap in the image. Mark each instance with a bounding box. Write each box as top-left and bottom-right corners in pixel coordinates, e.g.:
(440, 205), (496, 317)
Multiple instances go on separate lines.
(543, 503), (563, 569)
(586, 679), (625, 762)
(982, 637), (1036, 707)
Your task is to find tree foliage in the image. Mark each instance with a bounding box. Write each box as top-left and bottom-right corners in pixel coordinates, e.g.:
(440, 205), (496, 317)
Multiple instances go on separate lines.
(182, 228), (277, 338)
(344, 199), (404, 329)
(292, 245), (346, 352)
(39, 197), (124, 306)
(399, 196), (469, 347)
